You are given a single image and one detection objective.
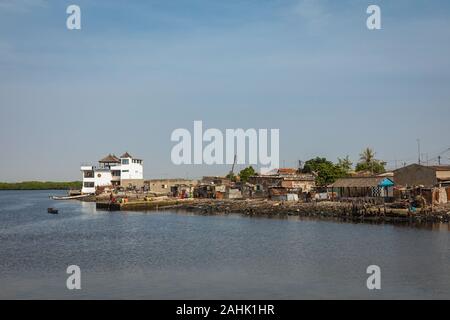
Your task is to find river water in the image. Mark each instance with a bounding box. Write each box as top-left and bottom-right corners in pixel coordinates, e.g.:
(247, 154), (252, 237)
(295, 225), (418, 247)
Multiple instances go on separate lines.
(0, 190), (449, 299)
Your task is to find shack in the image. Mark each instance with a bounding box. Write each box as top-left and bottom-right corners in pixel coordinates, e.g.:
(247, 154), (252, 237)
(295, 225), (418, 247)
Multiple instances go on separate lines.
(329, 176), (394, 200)
(170, 184), (195, 198)
(269, 187), (299, 201)
(193, 184), (216, 198)
(393, 164), (450, 188)
(144, 179), (198, 194)
(248, 168), (316, 197)
(201, 176), (232, 186)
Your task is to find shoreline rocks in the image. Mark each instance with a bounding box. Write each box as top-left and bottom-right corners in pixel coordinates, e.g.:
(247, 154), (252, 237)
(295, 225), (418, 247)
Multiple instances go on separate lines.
(94, 197), (450, 226)
(164, 199), (450, 224)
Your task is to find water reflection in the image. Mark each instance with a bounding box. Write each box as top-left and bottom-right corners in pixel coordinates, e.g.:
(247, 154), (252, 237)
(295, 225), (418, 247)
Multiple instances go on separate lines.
(0, 190), (449, 299)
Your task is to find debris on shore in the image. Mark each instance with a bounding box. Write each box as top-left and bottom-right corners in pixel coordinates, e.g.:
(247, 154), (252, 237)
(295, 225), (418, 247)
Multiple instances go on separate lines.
(177, 199), (450, 223)
(95, 197), (450, 224)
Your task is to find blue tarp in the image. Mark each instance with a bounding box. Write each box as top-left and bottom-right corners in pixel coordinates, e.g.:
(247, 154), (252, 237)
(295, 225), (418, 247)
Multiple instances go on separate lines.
(379, 178), (394, 187)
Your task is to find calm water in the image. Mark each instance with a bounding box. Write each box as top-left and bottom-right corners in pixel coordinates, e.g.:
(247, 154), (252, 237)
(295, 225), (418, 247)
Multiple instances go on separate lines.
(0, 190), (449, 299)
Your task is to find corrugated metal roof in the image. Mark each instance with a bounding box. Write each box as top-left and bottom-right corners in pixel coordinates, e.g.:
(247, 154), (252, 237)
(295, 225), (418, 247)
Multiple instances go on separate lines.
(277, 168), (298, 175)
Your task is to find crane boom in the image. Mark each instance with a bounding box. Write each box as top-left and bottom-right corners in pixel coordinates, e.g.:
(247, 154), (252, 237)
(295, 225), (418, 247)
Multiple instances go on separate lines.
(229, 154), (237, 179)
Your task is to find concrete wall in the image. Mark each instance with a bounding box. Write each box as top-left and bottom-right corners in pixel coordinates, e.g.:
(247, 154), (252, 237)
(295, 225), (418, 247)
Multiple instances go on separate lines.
(394, 164), (437, 188)
(121, 179), (144, 189)
(437, 170), (450, 181)
(93, 170), (113, 187)
(144, 179), (198, 193)
(248, 176), (282, 191)
(281, 180), (315, 193)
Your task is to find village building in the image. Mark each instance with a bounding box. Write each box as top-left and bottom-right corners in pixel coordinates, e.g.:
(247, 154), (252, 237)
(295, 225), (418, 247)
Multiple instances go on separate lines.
(144, 179), (199, 195)
(328, 176), (394, 200)
(268, 187), (299, 201)
(248, 168), (316, 197)
(192, 176), (243, 199)
(80, 152), (144, 194)
(201, 176), (233, 186)
(393, 164), (450, 188)
(393, 164), (450, 205)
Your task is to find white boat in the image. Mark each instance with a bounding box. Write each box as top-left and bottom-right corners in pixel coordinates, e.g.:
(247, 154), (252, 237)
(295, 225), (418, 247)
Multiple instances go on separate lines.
(50, 194), (92, 200)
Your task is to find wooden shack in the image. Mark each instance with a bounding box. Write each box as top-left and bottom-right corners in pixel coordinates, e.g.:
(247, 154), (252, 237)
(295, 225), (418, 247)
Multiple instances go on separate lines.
(329, 176), (394, 199)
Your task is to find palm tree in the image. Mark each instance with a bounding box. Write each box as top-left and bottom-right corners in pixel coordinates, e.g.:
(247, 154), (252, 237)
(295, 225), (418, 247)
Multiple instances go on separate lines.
(360, 148), (376, 165)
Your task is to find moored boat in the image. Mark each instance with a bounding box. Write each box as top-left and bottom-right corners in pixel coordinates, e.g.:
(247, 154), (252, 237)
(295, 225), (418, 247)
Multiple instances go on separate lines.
(50, 194), (91, 200)
(47, 208), (59, 214)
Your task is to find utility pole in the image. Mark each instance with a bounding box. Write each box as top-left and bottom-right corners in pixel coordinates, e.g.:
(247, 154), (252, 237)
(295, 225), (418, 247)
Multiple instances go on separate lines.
(438, 155), (441, 165)
(417, 139), (421, 165)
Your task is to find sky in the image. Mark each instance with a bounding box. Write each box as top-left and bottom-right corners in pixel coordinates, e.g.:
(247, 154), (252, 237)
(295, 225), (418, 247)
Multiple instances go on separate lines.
(1, 0), (450, 181)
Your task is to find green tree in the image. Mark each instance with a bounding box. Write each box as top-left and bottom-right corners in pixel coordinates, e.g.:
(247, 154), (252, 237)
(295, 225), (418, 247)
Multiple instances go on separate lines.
(238, 166), (256, 183)
(355, 148), (386, 174)
(303, 157), (346, 186)
(355, 162), (386, 174)
(0, 181), (82, 190)
(225, 172), (236, 182)
(337, 155), (353, 174)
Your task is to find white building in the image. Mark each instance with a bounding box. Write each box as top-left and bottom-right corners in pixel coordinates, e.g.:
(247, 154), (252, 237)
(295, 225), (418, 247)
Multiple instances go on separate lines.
(81, 152), (144, 194)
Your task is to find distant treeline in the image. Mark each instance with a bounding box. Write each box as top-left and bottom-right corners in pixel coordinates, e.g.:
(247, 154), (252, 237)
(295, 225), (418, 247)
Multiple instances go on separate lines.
(0, 181), (82, 190)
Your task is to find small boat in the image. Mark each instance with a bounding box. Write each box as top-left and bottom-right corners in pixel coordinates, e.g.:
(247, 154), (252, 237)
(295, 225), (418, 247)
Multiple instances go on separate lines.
(50, 194), (91, 200)
(47, 208), (59, 214)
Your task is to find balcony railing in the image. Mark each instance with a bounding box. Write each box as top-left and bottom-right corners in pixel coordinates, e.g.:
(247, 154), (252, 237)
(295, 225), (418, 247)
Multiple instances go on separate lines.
(81, 163), (120, 170)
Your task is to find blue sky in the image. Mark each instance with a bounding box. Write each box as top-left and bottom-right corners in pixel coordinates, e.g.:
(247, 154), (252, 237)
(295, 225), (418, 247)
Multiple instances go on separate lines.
(1, 0), (450, 181)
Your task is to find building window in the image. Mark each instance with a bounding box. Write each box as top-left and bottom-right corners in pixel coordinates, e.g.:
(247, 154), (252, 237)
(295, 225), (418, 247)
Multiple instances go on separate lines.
(122, 159), (129, 165)
(84, 171), (94, 178)
(84, 182), (95, 188)
(122, 170), (129, 173)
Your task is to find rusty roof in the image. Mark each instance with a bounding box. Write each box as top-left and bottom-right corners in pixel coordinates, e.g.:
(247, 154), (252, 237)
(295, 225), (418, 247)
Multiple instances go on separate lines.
(277, 168), (298, 175)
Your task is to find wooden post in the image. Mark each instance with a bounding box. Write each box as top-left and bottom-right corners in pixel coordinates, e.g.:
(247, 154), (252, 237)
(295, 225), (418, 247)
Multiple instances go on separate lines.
(431, 188), (434, 213)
